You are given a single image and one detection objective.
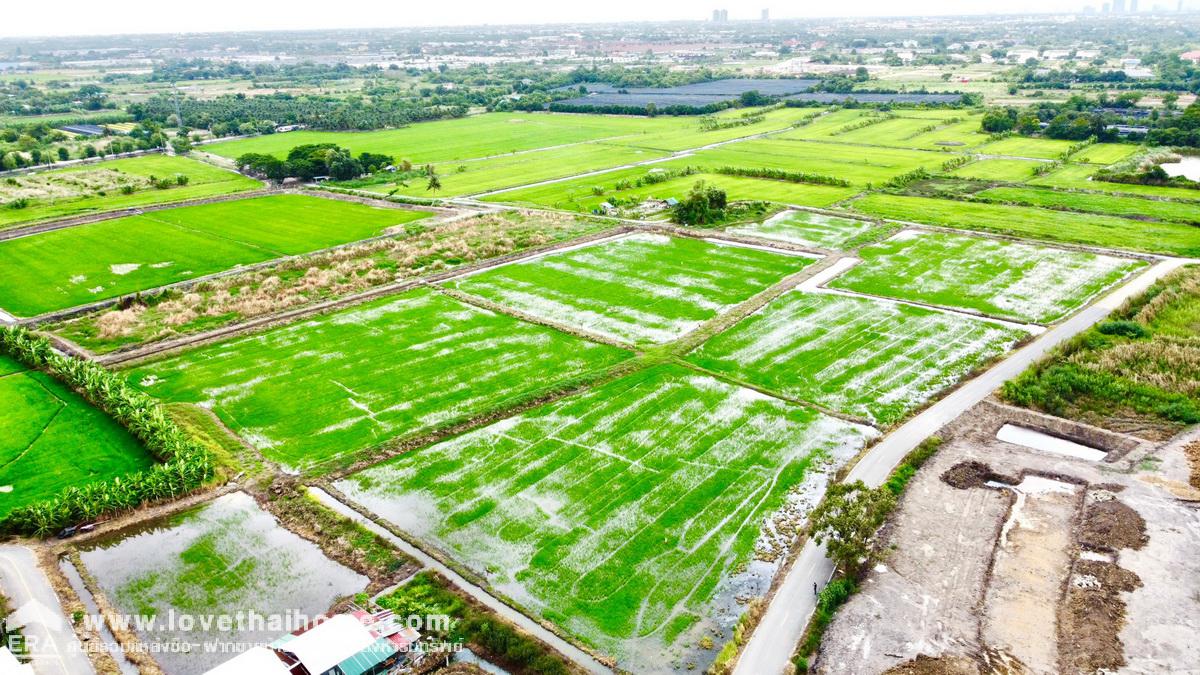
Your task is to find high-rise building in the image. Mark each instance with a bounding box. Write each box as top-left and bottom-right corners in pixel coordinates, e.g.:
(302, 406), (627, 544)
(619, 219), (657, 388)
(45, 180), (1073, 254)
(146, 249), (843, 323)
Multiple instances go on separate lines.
(1102, 1), (1111, 11)
(762, 8), (770, 20)
(712, 8), (729, 21)
(1113, 0), (1126, 11)
(1130, 0), (1138, 11)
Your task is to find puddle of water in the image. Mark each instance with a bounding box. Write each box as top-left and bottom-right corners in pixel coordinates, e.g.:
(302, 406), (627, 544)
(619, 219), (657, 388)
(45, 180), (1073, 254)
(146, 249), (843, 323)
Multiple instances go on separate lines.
(77, 492), (368, 675)
(59, 558), (139, 675)
(1079, 550), (1113, 563)
(1161, 157), (1200, 181)
(996, 424), (1107, 462)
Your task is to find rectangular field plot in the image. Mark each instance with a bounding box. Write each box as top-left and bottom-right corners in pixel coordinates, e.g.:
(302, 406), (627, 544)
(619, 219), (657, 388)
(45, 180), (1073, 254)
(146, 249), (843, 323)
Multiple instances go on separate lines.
(0, 154), (261, 229)
(828, 230), (1143, 323)
(356, 142), (668, 198)
(0, 355), (154, 517)
(78, 492), (367, 675)
(335, 364), (875, 668)
(848, 193), (1200, 257)
(951, 158), (1041, 182)
(728, 210), (888, 250)
(446, 233), (813, 344)
(1029, 163), (1200, 201)
(126, 289), (630, 470)
(687, 139), (948, 186)
(1071, 143), (1140, 165)
(486, 167), (858, 211)
(0, 193), (429, 317)
(687, 292), (1027, 425)
(977, 186), (1200, 224)
(977, 136), (1077, 159)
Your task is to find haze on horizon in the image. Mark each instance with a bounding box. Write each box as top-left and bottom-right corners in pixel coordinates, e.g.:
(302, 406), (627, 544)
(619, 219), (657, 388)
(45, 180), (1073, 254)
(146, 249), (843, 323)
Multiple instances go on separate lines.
(2, 0), (1163, 40)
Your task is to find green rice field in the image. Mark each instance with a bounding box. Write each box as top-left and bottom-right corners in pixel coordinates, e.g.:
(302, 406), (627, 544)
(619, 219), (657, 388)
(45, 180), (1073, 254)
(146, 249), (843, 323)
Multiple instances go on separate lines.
(1029, 163), (1200, 201)
(848, 193), (1200, 256)
(446, 233), (813, 344)
(0, 354), (154, 517)
(687, 291), (1027, 425)
(951, 158), (1041, 182)
(727, 210), (889, 250)
(125, 288), (630, 470)
(977, 136), (1076, 159)
(688, 138), (949, 186)
(1070, 143), (1141, 165)
(0, 155), (261, 228)
(78, 492), (367, 675)
(0, 193), (430, 317)
(977, 185), (1200, 224)
(335, 364), (875, 667)
(829, 230), (1144, 323)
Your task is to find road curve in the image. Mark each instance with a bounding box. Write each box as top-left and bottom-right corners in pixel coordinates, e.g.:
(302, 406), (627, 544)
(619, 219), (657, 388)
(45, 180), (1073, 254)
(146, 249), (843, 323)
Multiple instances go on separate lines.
(0, 546), (95, 675)
(733, 256), (1195, 675)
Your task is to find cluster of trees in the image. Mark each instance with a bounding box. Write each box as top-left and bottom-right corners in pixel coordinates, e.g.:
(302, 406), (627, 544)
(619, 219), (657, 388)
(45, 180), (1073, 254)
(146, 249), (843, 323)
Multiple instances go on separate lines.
(983, 93), (1200, 146)
(237, 143), (392, 181)
(0, 326), (216, 537)
(0, 120), (167, 171)
(672, 180), (728, 226)
(0, 81), (114, 116)
(130, 92), (466, 135)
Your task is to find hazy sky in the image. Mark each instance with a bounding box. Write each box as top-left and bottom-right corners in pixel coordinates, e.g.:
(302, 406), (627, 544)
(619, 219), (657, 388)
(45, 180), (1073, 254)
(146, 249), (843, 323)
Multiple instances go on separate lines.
(2, 0), (1139, 38)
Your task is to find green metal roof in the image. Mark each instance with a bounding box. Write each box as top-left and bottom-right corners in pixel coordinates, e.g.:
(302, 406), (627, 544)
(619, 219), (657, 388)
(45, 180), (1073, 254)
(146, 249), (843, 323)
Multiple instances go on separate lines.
(335, 637), (398, 675)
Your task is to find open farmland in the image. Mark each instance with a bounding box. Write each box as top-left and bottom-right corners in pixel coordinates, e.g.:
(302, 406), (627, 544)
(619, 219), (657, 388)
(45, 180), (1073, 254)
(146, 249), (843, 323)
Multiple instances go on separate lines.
(352, 142), (668, 197)
(0, 354), (154, 517)
(687, 291), (1027, 425)
(125, 288), (630, 470)
(445, 232), (813, 345)
(78, 492), (367, 675)
(828, 230), (1143, 323)
(602, 106), (825, 152)
(848, 193), (1200, 256)
(727, 209), (889, 250)
(1071, 143), (1141, 164)
(687, 138), (950, 186)
(1029, 163), (1200, 201)
(977, 185), (1200, 224)
(0, 155), (261, 228)
(485, 166), (859, 211)
(0, 193), (430, 317)
(951, 158), (1041, 182)
(335, 364), (876, 671)
(978, 135), (1077, 159)
(203, 112), (684, 163)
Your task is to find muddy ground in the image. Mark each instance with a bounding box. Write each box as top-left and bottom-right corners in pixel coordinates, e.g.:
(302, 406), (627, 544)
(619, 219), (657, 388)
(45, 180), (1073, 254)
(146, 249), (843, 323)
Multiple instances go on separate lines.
(816, 399), (1200, 675)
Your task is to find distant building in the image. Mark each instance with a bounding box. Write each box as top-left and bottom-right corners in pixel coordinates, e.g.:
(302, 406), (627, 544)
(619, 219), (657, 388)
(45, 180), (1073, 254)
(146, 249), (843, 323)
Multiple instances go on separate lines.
(761, 8), (769, 20)
(712, 8), (729, 21)
(1113, 0), (1126, 11)
(59, 124), (105, 136)
(1181, 50), (1200, 64)
(1130, 0), (1139, 10)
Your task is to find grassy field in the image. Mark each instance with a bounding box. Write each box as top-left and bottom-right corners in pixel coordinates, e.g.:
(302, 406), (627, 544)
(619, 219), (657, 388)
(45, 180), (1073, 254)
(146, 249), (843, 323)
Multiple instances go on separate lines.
(0, 194), (429, 317)
(728, 210), (889, 250)
(0, 155), (261, 229)
(687, 291), (1027, 425)
(1029, 164), (1200, 201)
(775, 109), (879, 140)
(829, 230), (1143, 323)
(78, 492), (366, 675)
(603, 106), (826, 152)
(847, 193), (1200, 256)
(0, 354), (154, 518)
(336, 364), (875, 666)
(446, 233), (813, 345)
(903, 118), (992, 151)
(203, 112), (687, 163)
(125, 288), (630, 470)
(977, 136), (1077, 159)
(485, 166), (859, 211)
(1002, 265), (1200, 439)
(977, 185), (1200, 224)
(688, 139), (950, 186)
(352, 142), (668, 198)
(951, 158), (1041, 182)
(1071, 143), (1141, 165)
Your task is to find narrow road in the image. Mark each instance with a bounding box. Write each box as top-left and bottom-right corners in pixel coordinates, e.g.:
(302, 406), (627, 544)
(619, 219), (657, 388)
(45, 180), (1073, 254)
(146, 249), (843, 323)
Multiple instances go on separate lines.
(0, 546), (95, 675)
(307, 488), (612, 675)
(733, 256), (1194, 675)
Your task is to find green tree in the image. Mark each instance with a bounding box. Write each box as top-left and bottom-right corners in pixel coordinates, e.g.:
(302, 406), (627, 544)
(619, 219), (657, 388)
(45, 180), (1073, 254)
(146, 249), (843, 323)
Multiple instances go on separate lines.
(672, 180), (728, 226)
(808, 481), (895, 577)
(425, 164), (442, 191)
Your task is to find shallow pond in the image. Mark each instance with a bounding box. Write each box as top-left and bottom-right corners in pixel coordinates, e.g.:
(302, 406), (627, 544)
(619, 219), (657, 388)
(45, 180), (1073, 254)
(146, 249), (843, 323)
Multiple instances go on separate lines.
(1161, 156), (1200, 181)
(77, 492), (367, 674)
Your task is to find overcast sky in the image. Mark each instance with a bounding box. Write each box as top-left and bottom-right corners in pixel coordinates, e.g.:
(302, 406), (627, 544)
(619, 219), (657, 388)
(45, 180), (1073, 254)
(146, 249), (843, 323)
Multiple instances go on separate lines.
(1, 0), (1155, 39)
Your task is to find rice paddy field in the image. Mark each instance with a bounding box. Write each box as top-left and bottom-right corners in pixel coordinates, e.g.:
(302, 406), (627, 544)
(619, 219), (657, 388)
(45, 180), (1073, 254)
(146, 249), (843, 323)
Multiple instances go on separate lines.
(727, 210), (889, 250)
(0, 155), (261, 228)
(977, 136), (1077, 159)
(486, 167), (859, 211)
(335, 364), (876, 670)
(1029, 163), (1200, 201)
(445, 233), (814, 345)
(951, 158), (1041, 182)
(78, 492), (367, 675)
(686, 139), (949, 186)
(1071, 143), (1142, 165)
(0, 193), (430, 317)
(125, 288), (630, 470)
(847, 193), (1200, 256)
(977, 185), (1200, 224)
(0, 354), (155, 518)
(687, 291), (1028, 425)
(829, 230), (1144, 323)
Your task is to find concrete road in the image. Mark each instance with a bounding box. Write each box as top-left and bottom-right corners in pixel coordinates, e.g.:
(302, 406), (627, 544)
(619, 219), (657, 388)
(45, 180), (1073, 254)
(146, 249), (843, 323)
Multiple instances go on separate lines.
(308, 488), (612, 675)
(733, 257), (1194, 675)
(0, 546), (95, 675)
